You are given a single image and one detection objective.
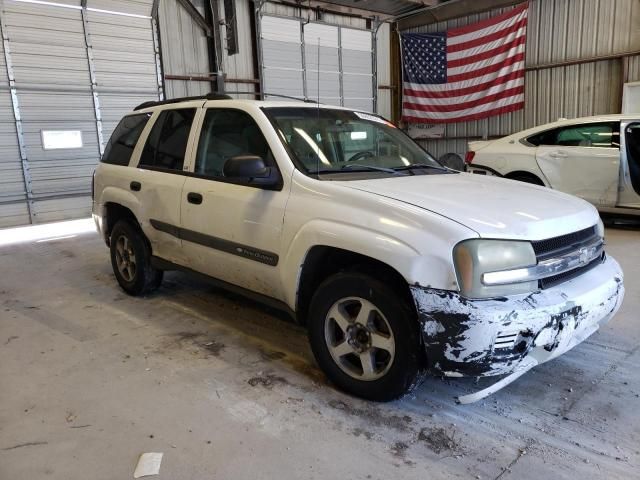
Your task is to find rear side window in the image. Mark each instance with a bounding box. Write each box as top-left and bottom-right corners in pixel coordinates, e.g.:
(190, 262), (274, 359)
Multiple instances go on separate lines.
(139, 108), (196, 171)
(527, 122), (620, 148)
(101, 113), (151, 166)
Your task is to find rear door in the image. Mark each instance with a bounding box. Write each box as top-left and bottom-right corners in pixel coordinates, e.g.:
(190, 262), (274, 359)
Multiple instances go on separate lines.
(129, 106), (199, 266)
(531, 121), (620, 207)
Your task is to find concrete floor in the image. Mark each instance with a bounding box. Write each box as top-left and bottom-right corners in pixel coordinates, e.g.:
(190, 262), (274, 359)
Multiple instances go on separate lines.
(1, 224), (639, 480)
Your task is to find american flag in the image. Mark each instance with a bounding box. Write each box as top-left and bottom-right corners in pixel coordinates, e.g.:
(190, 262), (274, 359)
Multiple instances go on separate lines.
(401, 3), (528, 123)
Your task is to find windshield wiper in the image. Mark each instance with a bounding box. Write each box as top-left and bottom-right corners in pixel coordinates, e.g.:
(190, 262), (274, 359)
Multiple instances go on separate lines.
(341, 164), (399, 174)
(393, 163), (449, 172)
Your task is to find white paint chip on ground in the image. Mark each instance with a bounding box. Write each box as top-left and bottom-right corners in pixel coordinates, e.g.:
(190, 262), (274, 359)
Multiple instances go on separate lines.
(133, 452), (163, 478)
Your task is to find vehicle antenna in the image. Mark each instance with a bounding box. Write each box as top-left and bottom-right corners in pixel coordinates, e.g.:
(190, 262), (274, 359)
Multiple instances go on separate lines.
(316, 36), (321, 180)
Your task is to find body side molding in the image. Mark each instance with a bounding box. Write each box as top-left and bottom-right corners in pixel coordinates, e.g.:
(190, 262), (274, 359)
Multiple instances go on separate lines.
(149, 219), (279, 266)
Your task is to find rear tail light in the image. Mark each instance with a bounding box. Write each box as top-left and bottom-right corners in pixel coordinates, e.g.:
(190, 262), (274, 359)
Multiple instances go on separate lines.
(91, 170), (95, 200)
(464, 151), (475, 164)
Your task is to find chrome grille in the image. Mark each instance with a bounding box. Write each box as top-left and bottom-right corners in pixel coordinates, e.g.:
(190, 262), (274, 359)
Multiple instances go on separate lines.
(532, 226), (598, 260)
(539, 253), (605, 289)
(532, 225), (604, 289)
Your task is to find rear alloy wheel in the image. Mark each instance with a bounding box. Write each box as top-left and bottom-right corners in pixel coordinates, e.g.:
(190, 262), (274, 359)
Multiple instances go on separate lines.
(114, 234), (137, 282)
(110, 220), (163, 296)
(308, 272), (421, 401)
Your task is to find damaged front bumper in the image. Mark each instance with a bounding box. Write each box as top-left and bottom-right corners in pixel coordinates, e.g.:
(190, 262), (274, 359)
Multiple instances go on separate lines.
(411, 255), (625, 382)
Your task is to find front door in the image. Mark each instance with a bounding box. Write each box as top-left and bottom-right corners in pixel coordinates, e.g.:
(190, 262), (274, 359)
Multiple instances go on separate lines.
(618, 121), (640, 208)
(533, 121), (620, 207)
(179, 107), (290, 300)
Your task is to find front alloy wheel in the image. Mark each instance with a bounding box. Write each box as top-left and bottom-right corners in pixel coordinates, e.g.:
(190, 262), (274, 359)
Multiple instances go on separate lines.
(308, 272), (422, 401)
(324, 297), (395, 381)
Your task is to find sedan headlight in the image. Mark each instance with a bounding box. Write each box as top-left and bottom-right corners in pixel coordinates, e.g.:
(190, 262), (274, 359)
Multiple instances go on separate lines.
(596, 217), (605, 239)
(453, 239), (537, 299)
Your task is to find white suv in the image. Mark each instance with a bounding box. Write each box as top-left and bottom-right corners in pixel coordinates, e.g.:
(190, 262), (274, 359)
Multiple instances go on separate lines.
(93, 95), (625, 403)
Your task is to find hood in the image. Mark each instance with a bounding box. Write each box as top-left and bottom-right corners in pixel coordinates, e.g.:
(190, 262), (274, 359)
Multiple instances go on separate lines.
(339, 173), (599, 240)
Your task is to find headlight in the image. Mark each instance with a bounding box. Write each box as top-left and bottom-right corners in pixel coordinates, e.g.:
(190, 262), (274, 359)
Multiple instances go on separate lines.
(596, 217), (605, 239)
(453, 239), (537, 299)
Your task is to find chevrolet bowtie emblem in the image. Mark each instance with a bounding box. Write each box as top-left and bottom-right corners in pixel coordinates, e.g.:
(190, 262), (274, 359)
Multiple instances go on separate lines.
(578, 247), (590, 265)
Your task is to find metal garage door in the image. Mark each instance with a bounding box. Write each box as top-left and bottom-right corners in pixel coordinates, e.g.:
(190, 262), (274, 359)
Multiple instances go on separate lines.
(0, 19), (29, 228)
(259, 14), (374, 111)
(341, 28), (373, 112)
(0, 0), (161, 227)
(260, 15), (304, 100)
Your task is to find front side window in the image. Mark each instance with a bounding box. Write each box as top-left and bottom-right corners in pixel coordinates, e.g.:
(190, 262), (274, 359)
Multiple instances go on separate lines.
(101, 113), (151, 166)
(139, 108), (196, 171)
(264, 107), (445, 178)
(527, 122), (620, 148)
(194, 109), (275, 178)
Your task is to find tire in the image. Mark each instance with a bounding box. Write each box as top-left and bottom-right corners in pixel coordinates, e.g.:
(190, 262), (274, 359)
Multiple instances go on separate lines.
(110, 220), (163, 296)
(308, 272), (421, 402)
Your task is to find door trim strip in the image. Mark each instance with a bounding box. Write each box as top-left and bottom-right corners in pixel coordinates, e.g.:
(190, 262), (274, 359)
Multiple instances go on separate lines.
(150, 219), (279, 266)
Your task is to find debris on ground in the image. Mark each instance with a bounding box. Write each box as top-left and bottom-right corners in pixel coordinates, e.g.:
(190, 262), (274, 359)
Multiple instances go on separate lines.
(133, 452), (163, 479)
(418, 427), (459, 454)
(247, 373), (289, 389)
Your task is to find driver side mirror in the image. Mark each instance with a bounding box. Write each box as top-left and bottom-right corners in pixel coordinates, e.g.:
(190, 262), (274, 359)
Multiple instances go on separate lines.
(223, 155), (281, 189)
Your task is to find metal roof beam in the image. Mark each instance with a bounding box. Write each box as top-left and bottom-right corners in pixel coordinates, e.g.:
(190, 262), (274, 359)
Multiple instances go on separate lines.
(396, 0), (524, 29)
(176, 0), (212, 35)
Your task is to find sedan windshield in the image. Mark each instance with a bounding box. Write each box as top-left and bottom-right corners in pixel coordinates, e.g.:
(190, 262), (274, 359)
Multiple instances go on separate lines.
(263, 107), (445, 176)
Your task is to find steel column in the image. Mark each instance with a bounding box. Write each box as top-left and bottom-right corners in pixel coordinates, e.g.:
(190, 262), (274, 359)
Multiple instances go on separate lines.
(80, 2), (105, 156)
(372, 17), (380, 113)
(337, 26), (344, 106)
(300, 21), (308, 101)
(151, 16), (165, 100)
(0, 1), (34, 223)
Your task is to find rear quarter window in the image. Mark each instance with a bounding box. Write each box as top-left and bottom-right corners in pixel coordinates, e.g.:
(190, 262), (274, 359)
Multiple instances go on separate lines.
(101, 113), (152, 166)
(526, 122), (620, 148)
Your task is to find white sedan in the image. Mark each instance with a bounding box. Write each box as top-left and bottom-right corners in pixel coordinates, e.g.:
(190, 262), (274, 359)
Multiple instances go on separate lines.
(465, 114), (640, 216)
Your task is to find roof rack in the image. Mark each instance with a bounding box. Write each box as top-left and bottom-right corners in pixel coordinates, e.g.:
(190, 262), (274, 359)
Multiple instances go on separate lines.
(134, 93), (233, 111)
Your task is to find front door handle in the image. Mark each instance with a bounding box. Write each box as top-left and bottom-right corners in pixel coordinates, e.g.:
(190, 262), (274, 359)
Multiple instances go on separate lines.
(187, 192), (203, 205)
(130, 181), (141, 191)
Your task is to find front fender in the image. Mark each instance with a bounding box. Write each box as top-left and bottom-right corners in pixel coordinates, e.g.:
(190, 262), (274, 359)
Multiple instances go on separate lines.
(279, 219), (457, 310)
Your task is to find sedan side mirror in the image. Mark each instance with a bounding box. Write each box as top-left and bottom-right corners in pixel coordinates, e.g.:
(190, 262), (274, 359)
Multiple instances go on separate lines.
(223, 155), (281, 189)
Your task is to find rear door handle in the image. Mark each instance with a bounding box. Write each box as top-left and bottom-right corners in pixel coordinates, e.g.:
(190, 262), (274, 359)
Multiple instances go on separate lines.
(187, 192), (203, 205)
(130, 181), (141, 191)
(549, 151), (568, 158)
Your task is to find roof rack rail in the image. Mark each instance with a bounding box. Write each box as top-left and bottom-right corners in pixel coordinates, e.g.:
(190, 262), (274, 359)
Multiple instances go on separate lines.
(134, 93), (233, 111)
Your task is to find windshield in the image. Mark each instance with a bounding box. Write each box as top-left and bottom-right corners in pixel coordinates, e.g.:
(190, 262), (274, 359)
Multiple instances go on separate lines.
(263, 107), (444, 175)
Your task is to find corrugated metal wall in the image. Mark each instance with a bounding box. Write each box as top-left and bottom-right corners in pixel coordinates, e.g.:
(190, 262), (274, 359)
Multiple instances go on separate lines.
(156, 0), (390, 109)
(402, 0), (640, 159)
(158, 0), (211, 98)
(219, 0), (257, 98)
(0, 0), (161, 227)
